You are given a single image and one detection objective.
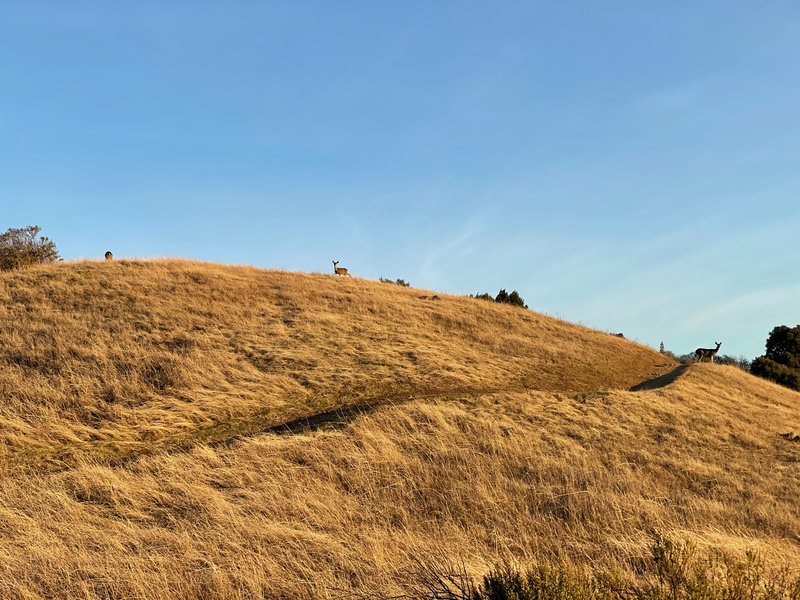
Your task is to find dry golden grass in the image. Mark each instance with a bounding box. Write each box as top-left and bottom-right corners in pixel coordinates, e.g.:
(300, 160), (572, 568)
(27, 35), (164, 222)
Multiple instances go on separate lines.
(0, 365), (798, 599)
(0, 259), (665, 473)
(0, 260), (798, 599)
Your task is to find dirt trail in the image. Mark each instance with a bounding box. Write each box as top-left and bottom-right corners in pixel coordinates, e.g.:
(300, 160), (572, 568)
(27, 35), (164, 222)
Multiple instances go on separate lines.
(7, 364), (689, 478)
(266, 364), (691, 439)
(630, 364), (689, 391)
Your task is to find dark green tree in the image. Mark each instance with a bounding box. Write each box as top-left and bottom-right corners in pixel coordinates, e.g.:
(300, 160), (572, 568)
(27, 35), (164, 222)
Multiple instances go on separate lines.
(0, 225), (61, 271)
(751, 325), (800, 391)
(764, 325), (800, 369)
(470, 289), (528, 308)
(495, 289), (527, 308)
(507, 290), (528, 308)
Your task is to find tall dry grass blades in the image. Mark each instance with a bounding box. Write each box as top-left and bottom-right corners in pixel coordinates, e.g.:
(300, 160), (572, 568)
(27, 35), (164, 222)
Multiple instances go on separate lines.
(0, 370), (797, 598)
(406, 536), (800, 600)
(0, 259), (668, 473)
(0, 260), (797, 598)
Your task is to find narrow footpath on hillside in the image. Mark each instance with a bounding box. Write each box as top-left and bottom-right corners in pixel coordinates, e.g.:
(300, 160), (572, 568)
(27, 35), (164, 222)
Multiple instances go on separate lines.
(4, 364), (687, 478)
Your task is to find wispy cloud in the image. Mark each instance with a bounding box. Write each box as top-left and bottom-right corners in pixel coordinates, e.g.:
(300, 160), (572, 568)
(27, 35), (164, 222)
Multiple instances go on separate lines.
(419, 217), (484, 285)
(520, 214), (800, 357)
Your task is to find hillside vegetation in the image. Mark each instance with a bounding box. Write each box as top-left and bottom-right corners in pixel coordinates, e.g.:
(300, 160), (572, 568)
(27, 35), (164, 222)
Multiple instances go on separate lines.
(0, 260), (798, 599)
(0, 260), (665, 473)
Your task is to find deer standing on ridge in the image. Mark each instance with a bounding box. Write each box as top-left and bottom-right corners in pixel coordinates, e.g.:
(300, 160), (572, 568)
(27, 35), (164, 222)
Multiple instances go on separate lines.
(695, 342), (722, 363)
(332, 261), (351, 277)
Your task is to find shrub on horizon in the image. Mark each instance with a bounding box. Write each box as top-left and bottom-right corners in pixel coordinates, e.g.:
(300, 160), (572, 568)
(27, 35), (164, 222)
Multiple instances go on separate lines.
(380, 276), (410, 287)
(714, 354), (752, 371)
(470, 292), (494, 302)
(659, 342), (678, 362)
(751, 325), (800, 391)
(468, 289), (528, 308)
(495, 289), (528, 308)
(0, 225), (61, 271)
(659, 342), (705, 366)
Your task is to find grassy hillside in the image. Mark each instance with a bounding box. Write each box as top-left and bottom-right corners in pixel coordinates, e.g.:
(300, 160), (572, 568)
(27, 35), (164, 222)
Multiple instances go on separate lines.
(0, 260), (798, 599)
(0, 259), (666, 473)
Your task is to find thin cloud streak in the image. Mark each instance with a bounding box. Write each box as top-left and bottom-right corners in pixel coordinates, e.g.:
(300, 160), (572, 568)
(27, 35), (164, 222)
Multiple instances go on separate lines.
(518, 216), (800, 358)
(419, 218), (484, 287)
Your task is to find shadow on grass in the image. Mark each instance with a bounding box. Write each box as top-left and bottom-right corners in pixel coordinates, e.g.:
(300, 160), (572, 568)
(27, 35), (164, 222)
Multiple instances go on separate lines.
(630, 365), (689, 391)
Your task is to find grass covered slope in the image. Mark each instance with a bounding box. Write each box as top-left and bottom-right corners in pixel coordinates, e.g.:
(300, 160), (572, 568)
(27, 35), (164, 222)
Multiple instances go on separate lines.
(0, 259), (666, 473)
(3, 259), (798, 599)
(0, 364), (798, 599)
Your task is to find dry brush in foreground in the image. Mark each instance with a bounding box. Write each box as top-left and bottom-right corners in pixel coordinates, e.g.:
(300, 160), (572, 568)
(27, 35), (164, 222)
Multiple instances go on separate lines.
(0, 365), (797, 598)
(0, 260), (798, 598)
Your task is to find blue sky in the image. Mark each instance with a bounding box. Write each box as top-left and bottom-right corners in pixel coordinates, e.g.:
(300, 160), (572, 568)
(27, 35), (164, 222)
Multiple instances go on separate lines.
(2, 2), (798, 359)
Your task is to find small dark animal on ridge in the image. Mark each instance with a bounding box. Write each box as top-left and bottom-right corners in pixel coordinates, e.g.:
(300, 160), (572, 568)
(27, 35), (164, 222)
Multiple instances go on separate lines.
(332, 260), (351, 277)
(104, 251), (113, 261)
(695, 341), (722, 363)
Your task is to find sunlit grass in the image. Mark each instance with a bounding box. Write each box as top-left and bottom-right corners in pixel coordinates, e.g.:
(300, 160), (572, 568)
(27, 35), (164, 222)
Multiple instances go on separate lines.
(0, 260), (797, 598)
(0, 259), (665, 473)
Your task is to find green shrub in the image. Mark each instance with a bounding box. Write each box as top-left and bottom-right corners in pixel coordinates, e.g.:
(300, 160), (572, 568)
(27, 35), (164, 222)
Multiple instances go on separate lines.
(764, 325), (800, 369)
(406, 535), (800, 600)
(469, 290), (528, 309)
(714, 355), (752, 372)
(470, 292), (494, 302)
(0, 225), (61, 271)
(481, 563), (601, 600)
(495, 289), (527, 308)
(751, 325), (800, 391)
(380, 277), (410, 287)
(751, 357), (800, 391)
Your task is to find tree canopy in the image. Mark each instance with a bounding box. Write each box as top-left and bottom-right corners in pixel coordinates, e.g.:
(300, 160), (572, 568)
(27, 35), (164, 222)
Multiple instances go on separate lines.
(0, 225), (61, 271)
(470, 289), (528, 309)
(751, 325), (800, 391)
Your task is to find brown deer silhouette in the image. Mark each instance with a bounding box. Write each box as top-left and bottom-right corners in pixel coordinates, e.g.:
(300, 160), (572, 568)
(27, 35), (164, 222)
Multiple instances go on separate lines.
(695, 341), (722, 363)
(332, 261), (351, 277)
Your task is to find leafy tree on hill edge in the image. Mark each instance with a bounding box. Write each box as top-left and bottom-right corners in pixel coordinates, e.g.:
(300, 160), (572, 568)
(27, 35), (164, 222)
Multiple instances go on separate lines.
(0, 225), (61, 271)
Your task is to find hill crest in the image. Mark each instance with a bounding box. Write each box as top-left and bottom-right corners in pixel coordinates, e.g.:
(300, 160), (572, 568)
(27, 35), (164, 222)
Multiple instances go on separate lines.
(1, 260), (800, 598)
(0, 259), (670, 473)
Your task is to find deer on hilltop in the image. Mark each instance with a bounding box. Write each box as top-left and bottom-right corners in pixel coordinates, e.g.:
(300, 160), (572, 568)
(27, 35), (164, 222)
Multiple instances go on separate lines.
(695, 341), (722, 363)
(332, 260), (351, 277)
